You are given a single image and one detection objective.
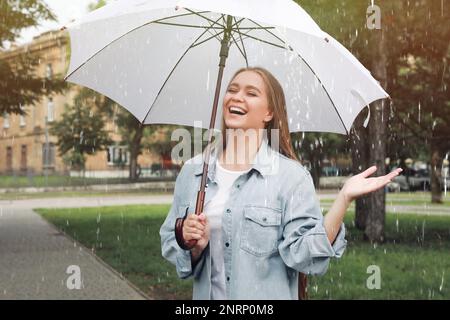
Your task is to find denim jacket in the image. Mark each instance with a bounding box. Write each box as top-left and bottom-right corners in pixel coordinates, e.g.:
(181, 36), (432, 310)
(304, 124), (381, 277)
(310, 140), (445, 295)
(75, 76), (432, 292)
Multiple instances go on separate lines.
(160, 138), (347, 300)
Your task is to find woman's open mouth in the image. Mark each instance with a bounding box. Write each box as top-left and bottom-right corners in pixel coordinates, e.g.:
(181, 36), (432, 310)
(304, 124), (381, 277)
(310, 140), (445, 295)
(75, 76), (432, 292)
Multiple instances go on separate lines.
(229, 106), (248, 116)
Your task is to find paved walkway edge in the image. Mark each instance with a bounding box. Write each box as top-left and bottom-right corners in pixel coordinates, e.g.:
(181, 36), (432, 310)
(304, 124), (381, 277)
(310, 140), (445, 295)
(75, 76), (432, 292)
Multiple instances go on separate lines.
(36, 209), (151, 300)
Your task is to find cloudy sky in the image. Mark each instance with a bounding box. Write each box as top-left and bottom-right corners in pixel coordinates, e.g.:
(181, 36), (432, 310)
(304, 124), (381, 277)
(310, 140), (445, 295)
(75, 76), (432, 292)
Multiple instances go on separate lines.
(16, 0), (95, 45)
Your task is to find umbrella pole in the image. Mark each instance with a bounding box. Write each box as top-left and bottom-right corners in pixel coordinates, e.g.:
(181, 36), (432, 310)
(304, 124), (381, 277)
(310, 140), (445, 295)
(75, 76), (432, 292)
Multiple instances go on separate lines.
(175, 15), (234, 250)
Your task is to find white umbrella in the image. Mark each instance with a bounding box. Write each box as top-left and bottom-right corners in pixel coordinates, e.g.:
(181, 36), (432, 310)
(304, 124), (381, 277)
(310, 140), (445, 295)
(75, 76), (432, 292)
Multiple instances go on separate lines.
(64, 0), (387, 135)
(63, 0), (388, 254)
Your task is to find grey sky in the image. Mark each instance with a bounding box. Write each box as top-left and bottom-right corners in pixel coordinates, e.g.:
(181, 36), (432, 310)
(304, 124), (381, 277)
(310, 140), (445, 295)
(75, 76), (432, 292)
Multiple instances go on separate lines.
(17, 0), (95, 45)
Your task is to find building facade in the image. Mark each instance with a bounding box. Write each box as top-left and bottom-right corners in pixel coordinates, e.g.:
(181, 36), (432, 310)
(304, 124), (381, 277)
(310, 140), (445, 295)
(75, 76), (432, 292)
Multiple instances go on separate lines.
(0, 30), (159, 177)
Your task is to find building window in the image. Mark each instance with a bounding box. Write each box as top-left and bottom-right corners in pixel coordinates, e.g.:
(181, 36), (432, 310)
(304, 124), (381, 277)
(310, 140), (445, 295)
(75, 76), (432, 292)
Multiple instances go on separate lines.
(6, 146), (13, 172)
(47, 98), (54, 122)
(3, 113), (10, 128)
(21, 145), (27, 171)
(107, 146), (130, 166)
(20, 115), (26, 127)
(19, 105), (26, 127)
(46, 64), (53, 79)
(42, 143), (55, 168)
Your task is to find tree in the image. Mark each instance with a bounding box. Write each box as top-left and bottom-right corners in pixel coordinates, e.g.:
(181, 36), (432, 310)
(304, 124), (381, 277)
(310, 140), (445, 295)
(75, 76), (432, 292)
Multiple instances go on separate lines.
(111, 107), (145, 180)
(300, 0), (391, 241)
(88, 0), (109, 11)
(0, 0), (66, 114)
(83, 0), (151, 181)
(378, 0), (450, 203)
(50, 88), (112, 172)
(393, 49), (450, 203)
(349, 108), (370, 230)
(0, 0), (55, 44)
(301, 0), (450, 240)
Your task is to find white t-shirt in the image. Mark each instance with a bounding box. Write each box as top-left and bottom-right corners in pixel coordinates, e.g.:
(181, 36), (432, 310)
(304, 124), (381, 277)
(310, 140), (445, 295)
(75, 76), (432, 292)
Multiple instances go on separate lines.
(205, 159), (251, 300)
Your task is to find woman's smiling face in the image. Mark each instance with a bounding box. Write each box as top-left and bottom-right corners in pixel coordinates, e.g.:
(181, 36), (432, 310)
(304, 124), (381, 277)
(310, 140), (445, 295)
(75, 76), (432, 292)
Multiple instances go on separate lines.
(223, 71), (273, 131)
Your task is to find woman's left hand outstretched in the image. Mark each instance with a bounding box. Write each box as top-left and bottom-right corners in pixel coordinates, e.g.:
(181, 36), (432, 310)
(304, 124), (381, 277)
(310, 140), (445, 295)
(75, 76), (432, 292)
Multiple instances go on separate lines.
(341, 166), (403, 203)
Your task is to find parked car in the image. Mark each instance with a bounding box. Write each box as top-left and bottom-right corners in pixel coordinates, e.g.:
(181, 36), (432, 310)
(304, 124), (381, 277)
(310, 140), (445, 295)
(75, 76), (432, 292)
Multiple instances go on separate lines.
(408, 169), (431, 191)
(391, 175), (409, 192)
(322, 166), (340, 176)
(386, 181), (401, 192)
(391, 167), (449, 191)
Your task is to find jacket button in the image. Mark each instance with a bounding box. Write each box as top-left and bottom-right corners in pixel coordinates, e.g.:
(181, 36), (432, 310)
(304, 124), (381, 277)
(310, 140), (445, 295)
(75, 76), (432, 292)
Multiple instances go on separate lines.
(226, 209), (231, 213)
(227, 277), (230, 281)
(263, 217), (267, 222)
(225, 242), (230, 247)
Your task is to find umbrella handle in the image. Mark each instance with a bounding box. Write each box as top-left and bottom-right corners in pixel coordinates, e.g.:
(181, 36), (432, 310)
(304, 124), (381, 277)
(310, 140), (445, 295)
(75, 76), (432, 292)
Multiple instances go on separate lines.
(174, 190), (205, 250)
(175, 217), (197, 250)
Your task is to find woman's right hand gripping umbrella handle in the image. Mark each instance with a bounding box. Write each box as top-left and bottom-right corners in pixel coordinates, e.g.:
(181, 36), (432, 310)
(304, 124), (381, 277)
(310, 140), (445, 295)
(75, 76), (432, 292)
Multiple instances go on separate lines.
(175, 190), (205, 250)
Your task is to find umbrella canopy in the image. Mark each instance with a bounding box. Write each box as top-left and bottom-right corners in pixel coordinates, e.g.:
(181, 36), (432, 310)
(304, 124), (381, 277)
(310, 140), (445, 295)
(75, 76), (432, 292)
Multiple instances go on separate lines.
(64, 0), (388, 135)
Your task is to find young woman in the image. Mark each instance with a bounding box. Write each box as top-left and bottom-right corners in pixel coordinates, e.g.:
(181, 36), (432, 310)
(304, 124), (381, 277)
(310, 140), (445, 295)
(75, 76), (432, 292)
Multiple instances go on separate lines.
(160, 67), (402, 300)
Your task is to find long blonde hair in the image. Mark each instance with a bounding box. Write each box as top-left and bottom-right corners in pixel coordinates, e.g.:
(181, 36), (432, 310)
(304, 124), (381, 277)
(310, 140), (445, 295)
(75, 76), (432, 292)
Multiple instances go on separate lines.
(220, 66), (299, 162)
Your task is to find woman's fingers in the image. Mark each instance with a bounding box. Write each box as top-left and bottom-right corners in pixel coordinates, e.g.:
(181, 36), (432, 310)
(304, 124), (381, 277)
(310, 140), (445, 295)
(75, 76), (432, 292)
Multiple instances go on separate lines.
(360, 165), (377, 178)
(370, 169), (402, 190)
(186, 214), (206, 228)
(185, 225), (204, 235)
(385, 168), (403, 181)
(183, 225), (203, 240)
(184, 232), (202, 241)
(183, 213), (208, 241)
(360, 167), (403, 184)
(186, 220), (205, 231)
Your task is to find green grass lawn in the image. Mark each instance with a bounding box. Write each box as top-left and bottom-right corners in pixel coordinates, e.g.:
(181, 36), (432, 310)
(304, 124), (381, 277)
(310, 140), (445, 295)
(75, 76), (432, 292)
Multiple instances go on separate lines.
(36, 205), (450, 300)
(0, 175), (175, 189)
(319, 193), (450, 207)
(0, 175), (122, 188)
(0, 189), (172, 201)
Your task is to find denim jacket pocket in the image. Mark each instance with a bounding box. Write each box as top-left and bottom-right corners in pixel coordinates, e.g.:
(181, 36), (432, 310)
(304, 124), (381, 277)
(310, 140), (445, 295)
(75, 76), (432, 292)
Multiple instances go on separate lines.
(240, 206), (282, 257)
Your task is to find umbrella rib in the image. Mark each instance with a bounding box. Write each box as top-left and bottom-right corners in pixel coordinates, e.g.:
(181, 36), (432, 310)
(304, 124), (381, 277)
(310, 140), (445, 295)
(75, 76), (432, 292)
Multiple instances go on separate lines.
(153, 10), (214, 25)
(153, 21), (224, 30)
(191, 15), (225, 48)
(201, 14), (226, 45)
(228, 18), (248, 66)
(294, 52), (348, 134)
(232, 30), (286, 49)
(234, 18), (249, 67)
(183, 8), (226, 29)
(247, 19), (289, 48)
(191, 30), (225, 48)
(156, 12), (225, 48)
(229, 32), (248, 65)
(141, 19), (225, 124)
(232, 27), (279, 30)
(230, 18), (286, 49)
(231, 17), (246, 29)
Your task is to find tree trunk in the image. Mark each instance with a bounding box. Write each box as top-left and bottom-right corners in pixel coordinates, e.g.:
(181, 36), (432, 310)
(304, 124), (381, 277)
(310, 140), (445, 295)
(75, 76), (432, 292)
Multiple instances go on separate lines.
(129, 125), (144, 181)
(350, 109), (370, 230)
(310, 152), (322, 189)
(365, 99), (388, 242)
(430, 140), (443, 204)
(365, 28), (388, 243)
(129, 154), (139, 181)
